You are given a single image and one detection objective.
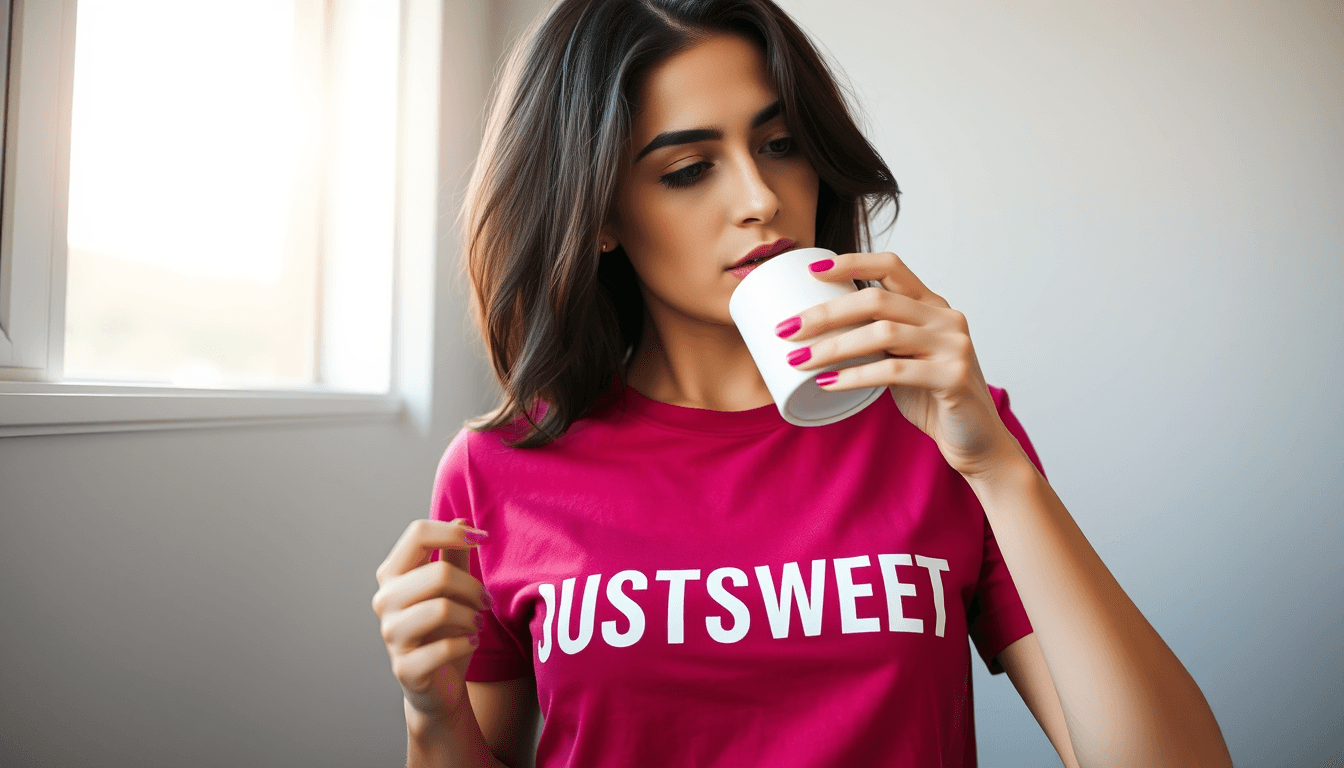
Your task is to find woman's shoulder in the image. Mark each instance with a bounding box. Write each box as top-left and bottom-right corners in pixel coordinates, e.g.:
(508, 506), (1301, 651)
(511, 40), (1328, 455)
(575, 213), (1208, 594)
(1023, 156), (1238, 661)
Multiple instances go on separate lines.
(458, 396), (552, 442)
(460, 381), (630, 452)
(443, 400), (574, 470)
(435, 424), (475, 480)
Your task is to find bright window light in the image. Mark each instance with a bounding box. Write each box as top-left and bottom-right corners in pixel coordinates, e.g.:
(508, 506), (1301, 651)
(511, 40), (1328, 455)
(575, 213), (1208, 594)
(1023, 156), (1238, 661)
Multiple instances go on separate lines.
(63, 0), (397, 392)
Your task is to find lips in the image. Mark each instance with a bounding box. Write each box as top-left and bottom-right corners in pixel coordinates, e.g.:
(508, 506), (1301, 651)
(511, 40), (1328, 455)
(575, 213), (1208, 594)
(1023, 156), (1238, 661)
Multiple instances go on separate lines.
(728, 238), (796, 271)
(728, 260), (771, 279)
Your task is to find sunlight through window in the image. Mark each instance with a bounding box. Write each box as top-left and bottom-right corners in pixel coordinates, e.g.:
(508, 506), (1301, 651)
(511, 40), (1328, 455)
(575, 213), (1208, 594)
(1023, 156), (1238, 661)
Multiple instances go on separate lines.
(64, 0), (397, 392)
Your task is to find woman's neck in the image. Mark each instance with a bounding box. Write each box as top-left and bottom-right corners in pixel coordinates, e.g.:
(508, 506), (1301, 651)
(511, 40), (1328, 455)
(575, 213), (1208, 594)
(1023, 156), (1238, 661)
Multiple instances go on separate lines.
(623, 323), (773, 412)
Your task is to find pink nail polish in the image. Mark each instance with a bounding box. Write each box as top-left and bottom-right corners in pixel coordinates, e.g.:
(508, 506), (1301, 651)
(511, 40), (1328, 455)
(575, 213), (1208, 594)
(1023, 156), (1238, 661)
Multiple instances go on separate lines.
(463, 528), (489, 544)
(481, 589), (494, 610)
(808, 259), (834, 273)
(468, 633), (480, 647)
(774, 316), (801, 338)
(787, 347), (811, 366)
(815, 371), (839, 386)
(474, 612), (485, 630)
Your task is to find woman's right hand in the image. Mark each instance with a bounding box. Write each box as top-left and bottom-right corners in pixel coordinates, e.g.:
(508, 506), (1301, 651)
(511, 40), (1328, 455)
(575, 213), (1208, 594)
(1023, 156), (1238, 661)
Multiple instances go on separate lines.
(372, 518), (491, 723)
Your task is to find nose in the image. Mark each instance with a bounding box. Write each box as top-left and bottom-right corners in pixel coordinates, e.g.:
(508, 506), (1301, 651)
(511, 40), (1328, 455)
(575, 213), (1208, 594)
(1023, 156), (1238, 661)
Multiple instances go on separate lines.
(727, 150), (780, 226)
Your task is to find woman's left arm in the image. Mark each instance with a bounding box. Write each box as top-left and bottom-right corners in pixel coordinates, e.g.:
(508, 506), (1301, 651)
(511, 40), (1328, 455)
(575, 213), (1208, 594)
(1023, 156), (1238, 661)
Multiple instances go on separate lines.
(779, 251), (1234, 768)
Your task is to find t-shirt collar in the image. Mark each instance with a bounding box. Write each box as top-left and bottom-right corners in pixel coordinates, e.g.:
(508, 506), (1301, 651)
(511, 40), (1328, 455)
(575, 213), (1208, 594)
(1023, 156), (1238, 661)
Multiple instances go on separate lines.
(607, 373), (788, 435)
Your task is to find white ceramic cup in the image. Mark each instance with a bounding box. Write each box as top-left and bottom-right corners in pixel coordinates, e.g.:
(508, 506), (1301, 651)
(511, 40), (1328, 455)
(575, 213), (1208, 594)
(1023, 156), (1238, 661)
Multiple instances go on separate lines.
(728, 246), (886, 427)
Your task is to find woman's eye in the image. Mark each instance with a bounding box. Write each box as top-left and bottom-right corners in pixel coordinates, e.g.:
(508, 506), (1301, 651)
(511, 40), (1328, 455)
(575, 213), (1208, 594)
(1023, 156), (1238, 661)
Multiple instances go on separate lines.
(765, 136), (795, 155)
(659, 162), (709, 190)
(656, 137), (796, 190)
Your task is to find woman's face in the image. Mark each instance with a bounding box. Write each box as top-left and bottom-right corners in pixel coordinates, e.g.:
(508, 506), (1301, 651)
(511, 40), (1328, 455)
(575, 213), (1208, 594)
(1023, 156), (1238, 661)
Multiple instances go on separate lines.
(604, 33), (819, 329)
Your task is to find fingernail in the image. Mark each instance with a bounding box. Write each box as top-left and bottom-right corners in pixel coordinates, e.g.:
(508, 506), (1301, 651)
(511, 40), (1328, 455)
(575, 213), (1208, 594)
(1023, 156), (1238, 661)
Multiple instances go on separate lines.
(474, 612), (485, 630)
(481, 589), (495, 610)
(468, 633), (480, 647)
(463, 528), (489, 544)
(815, 371), (839, 386)
(787, 347), (811, 366)
(809, 259), (834, 273)
(774, 316), (801, 338)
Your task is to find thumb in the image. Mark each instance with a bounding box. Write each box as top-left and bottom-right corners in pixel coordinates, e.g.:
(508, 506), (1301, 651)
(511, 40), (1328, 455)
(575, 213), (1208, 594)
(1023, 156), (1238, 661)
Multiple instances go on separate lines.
(429, 517), (484, 575)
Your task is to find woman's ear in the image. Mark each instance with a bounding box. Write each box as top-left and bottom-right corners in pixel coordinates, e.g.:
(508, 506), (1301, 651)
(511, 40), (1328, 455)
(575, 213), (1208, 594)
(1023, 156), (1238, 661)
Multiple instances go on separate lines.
(598, 225), (620, 253)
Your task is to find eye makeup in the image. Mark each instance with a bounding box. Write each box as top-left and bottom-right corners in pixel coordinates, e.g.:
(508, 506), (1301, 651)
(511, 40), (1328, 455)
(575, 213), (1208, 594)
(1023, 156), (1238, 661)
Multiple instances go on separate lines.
(657, 136), (799, 190)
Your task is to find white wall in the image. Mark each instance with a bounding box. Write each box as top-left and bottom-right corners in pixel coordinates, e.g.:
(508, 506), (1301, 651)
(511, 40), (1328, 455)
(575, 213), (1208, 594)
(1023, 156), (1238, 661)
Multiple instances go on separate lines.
(2, 2), (1339, 767)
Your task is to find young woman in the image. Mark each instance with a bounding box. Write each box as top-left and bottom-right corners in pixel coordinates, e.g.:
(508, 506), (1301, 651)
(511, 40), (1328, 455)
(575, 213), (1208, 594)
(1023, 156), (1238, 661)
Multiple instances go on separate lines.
(371, 1), (1233, 766)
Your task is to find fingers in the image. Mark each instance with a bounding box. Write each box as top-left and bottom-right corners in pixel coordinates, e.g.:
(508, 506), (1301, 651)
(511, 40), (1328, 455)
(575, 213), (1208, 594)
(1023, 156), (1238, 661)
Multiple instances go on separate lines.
(372, 557), (489, 618)
(776, 285), (940, 344)
(806, 251), (950, 308)
(372, 519), (491, 620)
(373, 518), (490, 720)
(786, 318), (924, 371)
(392, 634), (480, 699)
(375, 518), (488, 586)
(812, 356), (948, 393)
(381, 596), (485, 654)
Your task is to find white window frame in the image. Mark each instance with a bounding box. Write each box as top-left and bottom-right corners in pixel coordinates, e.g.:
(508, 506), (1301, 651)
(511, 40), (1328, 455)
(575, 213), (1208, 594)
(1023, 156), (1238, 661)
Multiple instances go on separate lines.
(0, 0), (445, 438)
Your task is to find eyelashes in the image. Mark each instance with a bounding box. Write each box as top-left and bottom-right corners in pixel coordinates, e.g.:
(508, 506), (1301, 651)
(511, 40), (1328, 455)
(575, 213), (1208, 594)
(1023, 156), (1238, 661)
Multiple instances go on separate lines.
(658, 136), (799, 190)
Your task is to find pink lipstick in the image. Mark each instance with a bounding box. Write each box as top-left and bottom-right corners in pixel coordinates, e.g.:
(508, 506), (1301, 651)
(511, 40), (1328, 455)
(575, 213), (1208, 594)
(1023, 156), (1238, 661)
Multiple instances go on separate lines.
(728, 237), (796, 279)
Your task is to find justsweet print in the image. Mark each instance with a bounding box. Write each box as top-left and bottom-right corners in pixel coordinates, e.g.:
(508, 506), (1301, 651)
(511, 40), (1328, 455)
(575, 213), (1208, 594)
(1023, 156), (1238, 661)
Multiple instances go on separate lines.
(534, 552), (953, 661)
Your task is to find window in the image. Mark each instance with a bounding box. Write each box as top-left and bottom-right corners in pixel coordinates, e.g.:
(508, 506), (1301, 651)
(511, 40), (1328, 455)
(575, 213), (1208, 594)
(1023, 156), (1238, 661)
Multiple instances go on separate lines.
(0, 0), (446, 436)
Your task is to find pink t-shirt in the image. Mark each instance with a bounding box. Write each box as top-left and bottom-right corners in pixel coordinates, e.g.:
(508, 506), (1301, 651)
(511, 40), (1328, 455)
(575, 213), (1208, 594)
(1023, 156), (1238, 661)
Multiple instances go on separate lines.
(430, 377), (1042, 767)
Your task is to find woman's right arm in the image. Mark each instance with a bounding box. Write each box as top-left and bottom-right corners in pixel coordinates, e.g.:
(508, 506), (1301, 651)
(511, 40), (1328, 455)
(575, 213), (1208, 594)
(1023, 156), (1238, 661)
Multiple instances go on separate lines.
(405, 692), (504, 768)
(405, 678), (541, 768)
(373, 519), (538, 768)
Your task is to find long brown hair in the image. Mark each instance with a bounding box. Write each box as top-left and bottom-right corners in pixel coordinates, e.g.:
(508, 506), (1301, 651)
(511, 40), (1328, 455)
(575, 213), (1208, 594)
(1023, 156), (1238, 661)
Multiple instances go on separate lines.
(458, 0), (899, 448)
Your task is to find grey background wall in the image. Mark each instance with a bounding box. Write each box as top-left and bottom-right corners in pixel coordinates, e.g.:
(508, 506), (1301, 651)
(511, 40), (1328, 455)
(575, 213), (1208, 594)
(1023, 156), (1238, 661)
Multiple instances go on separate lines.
(2, 1), (1340, 767)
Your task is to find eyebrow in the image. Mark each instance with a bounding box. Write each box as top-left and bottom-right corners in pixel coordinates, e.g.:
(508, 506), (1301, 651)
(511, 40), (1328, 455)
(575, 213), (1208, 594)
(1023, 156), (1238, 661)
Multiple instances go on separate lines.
(633, 99), (782, 164)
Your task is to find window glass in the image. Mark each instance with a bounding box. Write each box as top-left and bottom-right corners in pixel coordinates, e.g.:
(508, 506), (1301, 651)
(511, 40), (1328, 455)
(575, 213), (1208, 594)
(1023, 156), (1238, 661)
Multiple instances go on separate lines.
(64, 0), (396, 391)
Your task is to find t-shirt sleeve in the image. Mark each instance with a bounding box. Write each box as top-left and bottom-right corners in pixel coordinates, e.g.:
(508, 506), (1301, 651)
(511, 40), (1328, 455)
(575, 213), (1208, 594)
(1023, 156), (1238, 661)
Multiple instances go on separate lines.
(966, 385), (1045, 675)
(428, 429), (532, 682)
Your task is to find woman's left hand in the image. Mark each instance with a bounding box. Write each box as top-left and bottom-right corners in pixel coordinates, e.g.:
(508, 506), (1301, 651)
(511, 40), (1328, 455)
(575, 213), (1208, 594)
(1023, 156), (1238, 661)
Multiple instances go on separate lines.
(777, 251), (1021, 479)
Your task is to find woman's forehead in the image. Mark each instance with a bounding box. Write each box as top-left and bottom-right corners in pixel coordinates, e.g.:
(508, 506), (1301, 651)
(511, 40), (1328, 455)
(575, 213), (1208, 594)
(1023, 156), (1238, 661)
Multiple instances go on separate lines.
(629, 34), (779, 150)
